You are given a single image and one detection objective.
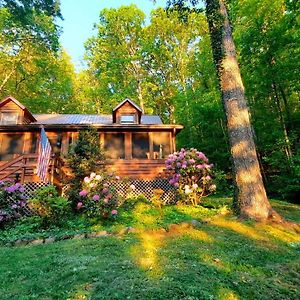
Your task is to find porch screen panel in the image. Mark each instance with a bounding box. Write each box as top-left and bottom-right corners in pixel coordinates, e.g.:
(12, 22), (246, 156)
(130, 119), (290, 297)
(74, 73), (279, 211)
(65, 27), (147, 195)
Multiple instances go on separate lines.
(132, 133), (149, 159)
(0, 133), (24, 160)
(104, 133), (125, 159)
(48, 133), (62, 154)
(28, 133), (38, 153)
(153, 132), (171, 159)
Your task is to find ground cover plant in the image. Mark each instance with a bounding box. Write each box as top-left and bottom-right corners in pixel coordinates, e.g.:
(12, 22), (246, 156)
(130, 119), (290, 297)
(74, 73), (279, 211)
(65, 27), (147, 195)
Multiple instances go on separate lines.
(0, 198), (299, 300)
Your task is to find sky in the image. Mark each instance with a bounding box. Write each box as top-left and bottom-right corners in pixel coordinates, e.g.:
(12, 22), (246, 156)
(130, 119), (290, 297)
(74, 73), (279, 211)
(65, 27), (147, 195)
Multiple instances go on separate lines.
(58, 0), (166, 70)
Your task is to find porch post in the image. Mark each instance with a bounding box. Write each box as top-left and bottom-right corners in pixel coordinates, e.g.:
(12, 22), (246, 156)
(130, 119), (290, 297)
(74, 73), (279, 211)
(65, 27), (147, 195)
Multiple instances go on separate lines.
(125, 132), (132, 159)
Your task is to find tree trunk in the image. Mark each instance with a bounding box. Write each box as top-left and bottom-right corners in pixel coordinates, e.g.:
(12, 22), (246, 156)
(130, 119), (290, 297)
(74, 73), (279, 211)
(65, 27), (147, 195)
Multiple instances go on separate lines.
(205, 0), (281, 221)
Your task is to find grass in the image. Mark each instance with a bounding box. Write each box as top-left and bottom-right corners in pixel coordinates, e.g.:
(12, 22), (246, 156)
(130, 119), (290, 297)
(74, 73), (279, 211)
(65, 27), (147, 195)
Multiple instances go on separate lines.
(0, 197), (299, 300)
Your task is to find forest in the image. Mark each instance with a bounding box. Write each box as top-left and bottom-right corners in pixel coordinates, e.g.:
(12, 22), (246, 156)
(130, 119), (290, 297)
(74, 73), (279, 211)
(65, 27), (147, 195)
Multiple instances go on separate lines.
(0, 0), (299, 202)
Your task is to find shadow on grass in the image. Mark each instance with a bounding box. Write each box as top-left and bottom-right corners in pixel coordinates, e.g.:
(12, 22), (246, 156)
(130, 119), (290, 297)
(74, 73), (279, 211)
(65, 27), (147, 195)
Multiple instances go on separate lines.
(0, 208), (299, 299)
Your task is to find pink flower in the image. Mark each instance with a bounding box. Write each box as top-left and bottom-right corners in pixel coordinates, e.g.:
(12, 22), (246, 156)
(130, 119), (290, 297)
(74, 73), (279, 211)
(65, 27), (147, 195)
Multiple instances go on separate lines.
(111, 209), (118, 215)
(90, 172), (96, 178)
(84, 177), (90, 183)
(92, 194), (100, 201)
(103, 198), (109, 203)
(77, 202), (83, 209)
(102, 188), (109, 194)
(176, 162), (181, 168)
(79, 190), (88, 197)
(115, 176), (120, 180)
(205, 175), (211, 180)
(103, 183), (109, 188)
(107, 194), (113, 199)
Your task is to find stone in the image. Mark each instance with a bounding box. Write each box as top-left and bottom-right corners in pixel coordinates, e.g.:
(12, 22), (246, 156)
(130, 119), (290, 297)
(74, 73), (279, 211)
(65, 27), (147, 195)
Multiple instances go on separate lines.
(126, 226), (136, 234)
(190, 219), (202, 228)
(179, 222), (192, 229)
(87, 231), (108, 238)
(14, 239), (28, 246)
(30, 239), (44, 245)
(73, 234), (86, 240)
(168, 223), (180, 233)
(44, 237), (56, 244)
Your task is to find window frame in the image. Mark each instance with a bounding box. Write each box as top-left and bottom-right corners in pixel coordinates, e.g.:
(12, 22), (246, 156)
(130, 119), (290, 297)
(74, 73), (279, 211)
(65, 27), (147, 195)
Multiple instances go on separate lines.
(0, 111), (19, 125)
(120, 114), (136, 124)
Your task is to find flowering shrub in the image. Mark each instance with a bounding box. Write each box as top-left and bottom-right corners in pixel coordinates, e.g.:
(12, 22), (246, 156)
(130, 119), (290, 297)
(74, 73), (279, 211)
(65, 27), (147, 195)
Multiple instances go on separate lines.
(0, 181), (27, 227)
(77, 172), (120, 219)
(166, 148), (216, 205)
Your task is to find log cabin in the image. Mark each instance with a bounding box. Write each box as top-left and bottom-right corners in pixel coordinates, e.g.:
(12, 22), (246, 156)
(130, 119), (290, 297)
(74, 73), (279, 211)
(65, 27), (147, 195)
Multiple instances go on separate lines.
(0, 96), (183, 184)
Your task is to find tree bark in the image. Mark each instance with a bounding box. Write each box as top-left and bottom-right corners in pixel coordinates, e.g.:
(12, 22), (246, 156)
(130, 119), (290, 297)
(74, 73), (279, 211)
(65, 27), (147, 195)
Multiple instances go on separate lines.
(205, 0), (281, 221)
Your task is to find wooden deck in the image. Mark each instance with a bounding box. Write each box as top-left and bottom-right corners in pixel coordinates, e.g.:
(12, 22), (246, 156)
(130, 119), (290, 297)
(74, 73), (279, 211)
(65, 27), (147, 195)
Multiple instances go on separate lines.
(0, 156), (168, 183)
(107, 159), (167, 179)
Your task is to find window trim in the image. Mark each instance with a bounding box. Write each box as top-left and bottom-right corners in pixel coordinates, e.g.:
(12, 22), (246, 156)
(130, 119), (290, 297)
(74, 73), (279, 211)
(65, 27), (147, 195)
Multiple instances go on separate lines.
(120, 114), (136, 124)
(0, 111), (19, 125)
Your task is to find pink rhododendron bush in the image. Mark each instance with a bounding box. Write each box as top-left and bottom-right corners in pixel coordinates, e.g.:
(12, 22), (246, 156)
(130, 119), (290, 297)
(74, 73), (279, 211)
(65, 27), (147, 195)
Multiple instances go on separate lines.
(166, 148), (216, 205)
(0, 181), (28, 227)
(77, 172), (120, 219)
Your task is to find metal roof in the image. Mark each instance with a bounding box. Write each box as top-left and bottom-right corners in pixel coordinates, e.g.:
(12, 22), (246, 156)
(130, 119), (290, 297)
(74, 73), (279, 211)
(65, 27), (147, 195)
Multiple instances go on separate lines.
(33, 114), (162, 125)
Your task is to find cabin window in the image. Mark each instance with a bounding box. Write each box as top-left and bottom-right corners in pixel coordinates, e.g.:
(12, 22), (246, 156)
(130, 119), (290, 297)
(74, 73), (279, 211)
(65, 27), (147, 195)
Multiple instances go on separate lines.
(104, 133), (125, 159)
(120, 115), (135, 124)
(0, 133), (24, 160)
(132, 133), (149, 159)
(153, 132), (171, 159)
(0, 112), (19, 125)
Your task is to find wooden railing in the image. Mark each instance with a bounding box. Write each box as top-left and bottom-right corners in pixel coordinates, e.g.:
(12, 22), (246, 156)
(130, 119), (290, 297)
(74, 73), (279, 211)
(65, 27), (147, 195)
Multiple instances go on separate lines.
(0, 154), (39, 182)
(0, 155), (169, 184)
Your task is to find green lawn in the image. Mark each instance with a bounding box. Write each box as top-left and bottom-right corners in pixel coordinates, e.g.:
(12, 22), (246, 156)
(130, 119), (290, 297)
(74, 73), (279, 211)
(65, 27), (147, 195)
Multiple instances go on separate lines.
(0, 198), (299, 300)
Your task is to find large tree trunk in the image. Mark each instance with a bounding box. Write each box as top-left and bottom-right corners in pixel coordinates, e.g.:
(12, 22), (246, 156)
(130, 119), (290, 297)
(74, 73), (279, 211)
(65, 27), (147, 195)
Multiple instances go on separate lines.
(205, 0), (281, 221)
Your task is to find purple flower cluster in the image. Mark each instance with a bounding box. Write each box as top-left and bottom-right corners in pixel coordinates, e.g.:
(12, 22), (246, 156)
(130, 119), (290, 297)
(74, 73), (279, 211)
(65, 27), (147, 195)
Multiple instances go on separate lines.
(5, 182), (25, 193)
(165, 148), (215, 204)
(0, 182), (27, 225)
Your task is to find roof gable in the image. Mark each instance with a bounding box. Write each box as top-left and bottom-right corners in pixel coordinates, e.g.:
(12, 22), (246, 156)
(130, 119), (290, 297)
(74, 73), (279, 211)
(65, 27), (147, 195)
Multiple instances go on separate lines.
(0, 96), (26, 110)
(113, 98), (143, 113)
(0, 96), (36, 123)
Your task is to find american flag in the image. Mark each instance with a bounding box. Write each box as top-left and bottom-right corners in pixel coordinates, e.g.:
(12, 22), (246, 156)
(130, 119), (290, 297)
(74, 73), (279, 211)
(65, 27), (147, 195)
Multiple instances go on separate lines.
(36, 128), (52, 182)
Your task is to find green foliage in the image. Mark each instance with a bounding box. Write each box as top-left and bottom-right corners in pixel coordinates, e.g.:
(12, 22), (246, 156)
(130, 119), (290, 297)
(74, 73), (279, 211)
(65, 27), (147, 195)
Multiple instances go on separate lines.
(28, 185), (70, 227)
(0, 0), (62, 51)
(66, 128), (106, 206)
(67, 128), (105, 178)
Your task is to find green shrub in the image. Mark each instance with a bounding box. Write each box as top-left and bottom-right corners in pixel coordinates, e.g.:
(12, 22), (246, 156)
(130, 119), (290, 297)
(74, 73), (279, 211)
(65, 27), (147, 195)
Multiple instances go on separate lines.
(65, 128), (106, 207)
(28, 185), (70, 227)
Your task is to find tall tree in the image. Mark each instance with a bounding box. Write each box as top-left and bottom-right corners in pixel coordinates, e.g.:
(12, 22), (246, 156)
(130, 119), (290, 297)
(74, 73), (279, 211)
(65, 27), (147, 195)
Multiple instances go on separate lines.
(167, 0), (282, 221)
